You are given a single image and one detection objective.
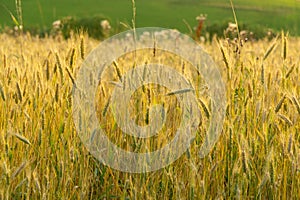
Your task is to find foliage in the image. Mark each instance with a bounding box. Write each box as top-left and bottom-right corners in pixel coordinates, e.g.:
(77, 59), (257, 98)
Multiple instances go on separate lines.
(56, 15), (111, 40)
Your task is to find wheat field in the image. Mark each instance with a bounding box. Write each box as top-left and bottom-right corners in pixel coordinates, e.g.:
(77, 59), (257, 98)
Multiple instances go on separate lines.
(0, 31), (299, 199)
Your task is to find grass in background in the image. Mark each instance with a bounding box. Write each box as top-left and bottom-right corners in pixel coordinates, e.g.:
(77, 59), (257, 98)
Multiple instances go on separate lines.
(0, 0), (300, 35)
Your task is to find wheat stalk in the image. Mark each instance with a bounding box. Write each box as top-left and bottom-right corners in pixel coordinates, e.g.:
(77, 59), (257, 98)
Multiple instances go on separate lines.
(55, 52), (64, 83)
(16, 82), (23, 102)
(275, 94), (286, 113)
(260, 64), (265, 85)
(287, 134), (293, 154)
(14, 133), (31, 145)
(113, 60), (122, 81)
(69, 47), (76, 70)
(263, 40), (277, 61)
(285, 64), (295, 78)
(0, 83), (6, 101)
(3, 54), (7, 68)
(80, 36), (85, 59)
(198, 98), (210, 119)
(292, 96), (300, 115)
(277, 113), (293, 126)
(65, 67), (76, 86)
(282, 31), (288, 60)
(11, 161), (27, 179)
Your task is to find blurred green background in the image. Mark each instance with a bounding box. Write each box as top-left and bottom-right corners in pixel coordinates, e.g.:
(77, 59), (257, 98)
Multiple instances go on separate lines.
(0, 0), (299, 35)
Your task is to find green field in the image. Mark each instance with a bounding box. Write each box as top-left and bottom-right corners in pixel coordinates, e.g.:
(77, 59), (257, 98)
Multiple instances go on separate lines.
(0, 0), (300, 34)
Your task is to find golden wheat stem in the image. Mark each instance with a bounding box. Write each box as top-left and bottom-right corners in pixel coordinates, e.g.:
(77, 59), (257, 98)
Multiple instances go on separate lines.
(69, 47), (76, 70)
(0, 83), (6, 101)
(220, 43), (231, 81)
(16, 82), (23, 102)
(285, 64), (295, 78)
(260, 64), (265, 86)
(44, 59), (50, 81)
(102, 97), (111, 117)
(287, 134), (292, 153)
(292, 96), (300, 115)
(277, 113), (293, 126)
(55, 52), (64, 83)
(269, 161), (275, 185)
(165, 88), (194, 96)
(80, 36), (85, 59)
(55, 84), (59, 102)
(198, 98), (210, 119)
(275, 94), (286, 113)
(113, 60), (122, 81)
(65, 67), (76, 86)
(248, 82), (253, 99)
(15, 133), (31, 145)
(3, 54), (7, 68)
(263, 40), (277, 61)
(11, 161), (27, 179)
(242, 150), (247, 174)
(282, 31), (288, 60)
